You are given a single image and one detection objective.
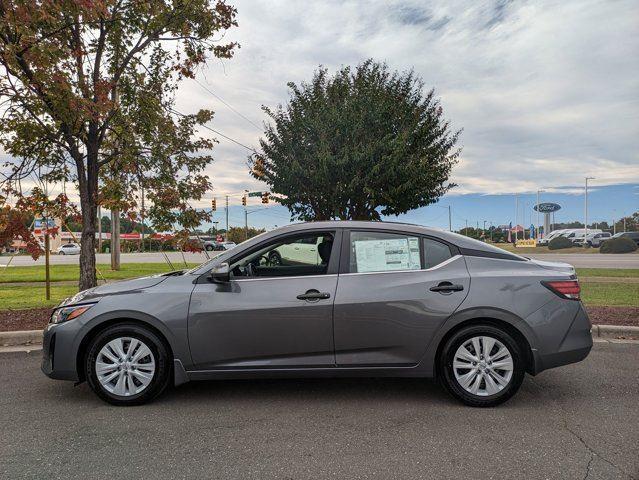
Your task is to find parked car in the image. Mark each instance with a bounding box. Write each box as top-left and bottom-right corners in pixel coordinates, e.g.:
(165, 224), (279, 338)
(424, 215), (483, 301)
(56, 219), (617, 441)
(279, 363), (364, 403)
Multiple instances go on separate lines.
(569, 229), (602, 245)
(203, 240), (237, 251)
(537, 229), (567, 246)
(600, 231), (639, 246)
(56, 242), (81, 255)
(42, 221), (592, 407)
(574, 232), (611, 247)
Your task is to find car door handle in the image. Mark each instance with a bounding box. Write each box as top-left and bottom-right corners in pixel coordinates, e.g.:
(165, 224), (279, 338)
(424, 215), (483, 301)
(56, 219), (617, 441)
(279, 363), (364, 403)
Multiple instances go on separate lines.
(430, 282), (464, 293)
(296, 290), (331, 301)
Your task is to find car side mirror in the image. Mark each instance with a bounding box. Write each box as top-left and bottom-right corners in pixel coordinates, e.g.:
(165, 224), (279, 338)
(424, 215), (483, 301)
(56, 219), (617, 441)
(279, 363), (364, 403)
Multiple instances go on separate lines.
(208, 262), (230, 283)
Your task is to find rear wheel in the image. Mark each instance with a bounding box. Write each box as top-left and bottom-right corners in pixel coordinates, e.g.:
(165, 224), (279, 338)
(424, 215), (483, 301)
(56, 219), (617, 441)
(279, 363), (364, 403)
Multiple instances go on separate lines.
(85, 323), (171, 406)
(439, 324), (525, 407)
(205, 245), (214, 251)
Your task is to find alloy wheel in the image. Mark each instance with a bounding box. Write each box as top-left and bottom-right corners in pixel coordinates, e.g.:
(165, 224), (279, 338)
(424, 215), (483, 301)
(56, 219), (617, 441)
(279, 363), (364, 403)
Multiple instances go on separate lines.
(96, 337), (156, 397)
(452, 335), (513, 396)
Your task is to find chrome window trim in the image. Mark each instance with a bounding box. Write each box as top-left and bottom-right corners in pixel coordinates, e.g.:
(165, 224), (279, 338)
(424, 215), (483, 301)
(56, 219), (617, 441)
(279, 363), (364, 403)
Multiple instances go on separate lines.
(232, 274), (338, 283)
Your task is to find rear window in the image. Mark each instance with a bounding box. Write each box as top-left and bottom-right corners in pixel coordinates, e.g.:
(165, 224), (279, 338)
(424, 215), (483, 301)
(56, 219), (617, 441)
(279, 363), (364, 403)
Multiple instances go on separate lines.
(423, 238), (454, 269)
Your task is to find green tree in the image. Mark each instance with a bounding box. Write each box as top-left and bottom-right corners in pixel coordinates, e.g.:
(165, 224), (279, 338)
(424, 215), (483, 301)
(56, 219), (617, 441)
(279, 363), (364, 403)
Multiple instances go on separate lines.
(0, 1), (238, 289)
(225, 226), (265, 244)
(251, 59), (461, 221)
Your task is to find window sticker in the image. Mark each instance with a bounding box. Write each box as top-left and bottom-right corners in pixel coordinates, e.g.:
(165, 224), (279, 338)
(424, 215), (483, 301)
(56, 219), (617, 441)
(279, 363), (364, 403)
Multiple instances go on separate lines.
(354, 237), (421, 273)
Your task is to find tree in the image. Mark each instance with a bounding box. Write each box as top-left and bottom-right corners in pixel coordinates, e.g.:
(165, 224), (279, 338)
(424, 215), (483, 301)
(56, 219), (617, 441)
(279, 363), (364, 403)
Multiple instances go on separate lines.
(250, 59), (461, 221)
(0, 1), (238, 289)
(225, 226), (265, 244)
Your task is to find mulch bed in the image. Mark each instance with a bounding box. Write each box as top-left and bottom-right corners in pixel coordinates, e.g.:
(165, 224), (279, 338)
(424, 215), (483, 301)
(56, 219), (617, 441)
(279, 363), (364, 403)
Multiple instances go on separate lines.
(0, 305), (637, 333)
(0, 307), (52, 332)
(586, 306), (639, 327)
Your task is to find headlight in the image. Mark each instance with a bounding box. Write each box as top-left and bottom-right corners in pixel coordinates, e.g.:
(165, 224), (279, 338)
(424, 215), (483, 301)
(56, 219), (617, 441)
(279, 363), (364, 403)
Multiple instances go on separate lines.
(50, 303), (96, 324)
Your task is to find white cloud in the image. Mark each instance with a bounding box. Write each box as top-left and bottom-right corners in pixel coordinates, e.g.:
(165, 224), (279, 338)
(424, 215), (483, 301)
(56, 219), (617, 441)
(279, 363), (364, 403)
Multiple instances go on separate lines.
(174, 0), (638, 202)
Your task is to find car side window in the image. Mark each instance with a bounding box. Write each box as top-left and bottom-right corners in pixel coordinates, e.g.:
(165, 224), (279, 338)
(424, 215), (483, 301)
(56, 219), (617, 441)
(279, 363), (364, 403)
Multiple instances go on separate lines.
(349, 231), (421, 273)
(423, 238), (454, 269)
(230, 232), (335, 278)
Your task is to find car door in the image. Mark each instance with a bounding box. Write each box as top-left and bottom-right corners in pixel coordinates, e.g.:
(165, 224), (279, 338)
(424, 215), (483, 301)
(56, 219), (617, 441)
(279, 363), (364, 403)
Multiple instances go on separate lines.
(333, 230), (470, 367)
(188, 230), (341, 369)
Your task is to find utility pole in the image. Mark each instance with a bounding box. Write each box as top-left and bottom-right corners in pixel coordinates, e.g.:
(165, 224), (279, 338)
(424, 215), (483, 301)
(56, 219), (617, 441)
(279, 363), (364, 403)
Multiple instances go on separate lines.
(225, 195), (229, 235)
(111, 210), (120, 270)
(448, 205), (452, 232)
(244, 190), (249, 240)
(465, 219), (468, 234)
(585, 177), (594, 242)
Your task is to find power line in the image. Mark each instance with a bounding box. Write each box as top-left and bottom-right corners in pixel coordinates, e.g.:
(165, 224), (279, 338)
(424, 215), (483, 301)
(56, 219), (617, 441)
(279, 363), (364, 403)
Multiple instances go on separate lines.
(169, 108), (257, 153)
(194, 78), (262, 131)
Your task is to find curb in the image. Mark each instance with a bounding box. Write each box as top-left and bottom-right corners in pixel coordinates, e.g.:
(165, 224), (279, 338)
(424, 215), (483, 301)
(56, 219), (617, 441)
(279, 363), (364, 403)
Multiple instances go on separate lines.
(0, 330), (43, 347)
(0, 324), (638, 348)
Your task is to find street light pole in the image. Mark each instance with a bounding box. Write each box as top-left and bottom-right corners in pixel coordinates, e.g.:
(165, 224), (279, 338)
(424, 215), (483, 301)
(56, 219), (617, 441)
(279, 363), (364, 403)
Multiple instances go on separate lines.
(448, 205), (452, 232)
(536, 189), (545, 240)
(585, 177), (594, 243)
(225, 195), (229, 235)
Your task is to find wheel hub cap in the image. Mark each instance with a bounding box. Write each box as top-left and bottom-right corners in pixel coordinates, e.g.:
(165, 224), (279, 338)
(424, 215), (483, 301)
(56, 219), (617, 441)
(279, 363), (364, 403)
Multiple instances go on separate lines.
(453, 336), (513, 397)
(96, 337), (155, 397)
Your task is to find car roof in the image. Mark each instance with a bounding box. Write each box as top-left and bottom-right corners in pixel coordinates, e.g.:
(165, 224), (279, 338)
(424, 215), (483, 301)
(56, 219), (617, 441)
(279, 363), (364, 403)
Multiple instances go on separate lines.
(195, 220), (523, 271)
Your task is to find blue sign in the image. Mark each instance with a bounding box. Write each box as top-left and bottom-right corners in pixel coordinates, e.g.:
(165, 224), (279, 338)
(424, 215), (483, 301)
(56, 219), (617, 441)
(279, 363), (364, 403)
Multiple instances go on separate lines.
(534, 202), (561, 213)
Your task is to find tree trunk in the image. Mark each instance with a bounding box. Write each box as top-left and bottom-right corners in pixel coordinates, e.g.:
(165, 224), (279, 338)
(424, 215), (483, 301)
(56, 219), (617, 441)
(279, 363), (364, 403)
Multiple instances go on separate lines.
(77, 139), (99, 291)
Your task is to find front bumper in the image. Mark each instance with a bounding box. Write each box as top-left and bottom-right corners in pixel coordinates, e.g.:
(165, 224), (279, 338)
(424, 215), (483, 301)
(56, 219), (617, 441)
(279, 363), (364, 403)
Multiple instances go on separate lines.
(41, 320), (83, 382)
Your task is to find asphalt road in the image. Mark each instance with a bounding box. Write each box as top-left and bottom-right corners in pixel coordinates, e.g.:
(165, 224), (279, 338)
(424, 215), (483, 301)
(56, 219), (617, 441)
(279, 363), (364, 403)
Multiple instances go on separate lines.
(1, 342), (638, 480)
(2, 251), (639, 268)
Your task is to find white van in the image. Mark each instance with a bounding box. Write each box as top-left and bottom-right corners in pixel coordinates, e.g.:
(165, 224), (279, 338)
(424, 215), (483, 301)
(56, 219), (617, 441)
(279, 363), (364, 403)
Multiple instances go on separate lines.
(538, 229), (568, 246)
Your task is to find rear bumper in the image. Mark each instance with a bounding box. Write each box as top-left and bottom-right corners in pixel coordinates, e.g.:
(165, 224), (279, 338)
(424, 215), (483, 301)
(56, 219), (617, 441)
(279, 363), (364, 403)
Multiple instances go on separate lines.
(532, 302), (593, 374)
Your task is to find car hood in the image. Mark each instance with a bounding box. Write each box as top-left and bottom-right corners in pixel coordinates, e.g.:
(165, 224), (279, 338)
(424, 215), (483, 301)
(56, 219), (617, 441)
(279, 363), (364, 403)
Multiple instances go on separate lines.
(60, 274), (173, 306)
(529, 258), (576, 275)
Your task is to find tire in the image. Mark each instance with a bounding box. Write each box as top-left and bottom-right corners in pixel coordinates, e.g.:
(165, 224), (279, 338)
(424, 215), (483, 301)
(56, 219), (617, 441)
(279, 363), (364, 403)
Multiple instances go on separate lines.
(85, 323), (171, 406)
(59, 251), (64, 255)
(438, 324), (525, 407)
(205, 245), (213, 251)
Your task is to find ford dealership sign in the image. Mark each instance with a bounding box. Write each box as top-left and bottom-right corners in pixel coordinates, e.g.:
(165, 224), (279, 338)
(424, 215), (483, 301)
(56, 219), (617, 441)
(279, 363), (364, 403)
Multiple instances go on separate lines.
(534, 202), (561, 213)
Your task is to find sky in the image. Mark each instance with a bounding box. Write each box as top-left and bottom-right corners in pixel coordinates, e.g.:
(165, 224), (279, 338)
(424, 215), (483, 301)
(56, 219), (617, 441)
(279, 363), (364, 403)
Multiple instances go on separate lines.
(4, 0), (639, 230)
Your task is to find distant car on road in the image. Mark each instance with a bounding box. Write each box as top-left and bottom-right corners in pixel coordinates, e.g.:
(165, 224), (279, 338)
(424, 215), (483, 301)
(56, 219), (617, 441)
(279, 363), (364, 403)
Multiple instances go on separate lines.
(42, 221), (592, 408)
(56, 243), (81, 255)
(600, 231), (639, 246)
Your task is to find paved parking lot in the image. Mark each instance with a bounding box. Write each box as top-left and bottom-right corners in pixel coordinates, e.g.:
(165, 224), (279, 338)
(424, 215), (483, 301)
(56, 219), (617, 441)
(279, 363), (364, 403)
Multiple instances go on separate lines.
(1, 342), (638, 480)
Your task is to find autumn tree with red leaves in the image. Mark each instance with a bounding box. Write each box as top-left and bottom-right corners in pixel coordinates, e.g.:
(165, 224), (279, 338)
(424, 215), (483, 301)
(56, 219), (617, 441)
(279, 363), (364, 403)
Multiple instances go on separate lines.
(0, 1), (238, 289)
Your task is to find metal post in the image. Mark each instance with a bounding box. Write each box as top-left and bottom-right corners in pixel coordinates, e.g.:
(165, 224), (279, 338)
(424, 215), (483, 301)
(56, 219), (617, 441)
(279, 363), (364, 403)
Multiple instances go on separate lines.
(448, 205), (452, 232)
(465, 219), (468, 235)
(44, 231), (50, 300)
(140, 183), (145, 252)
(515, 194), (519, 241)
(536, 190), (541, 240)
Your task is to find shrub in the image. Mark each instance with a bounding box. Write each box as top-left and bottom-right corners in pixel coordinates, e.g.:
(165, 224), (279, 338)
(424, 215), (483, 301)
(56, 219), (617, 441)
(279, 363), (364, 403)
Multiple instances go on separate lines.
(548, 236), (574, 250)
(600, 237), (638, 254)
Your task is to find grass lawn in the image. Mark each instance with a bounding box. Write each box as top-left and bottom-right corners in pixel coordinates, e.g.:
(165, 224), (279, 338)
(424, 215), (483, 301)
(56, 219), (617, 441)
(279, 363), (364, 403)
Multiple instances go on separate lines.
(0, 284), (78, 309)
(576, 268), (639, 278)
(0, 262), (200, 283)
(580, 282), (639, 307)
(490, 243), (604, 254)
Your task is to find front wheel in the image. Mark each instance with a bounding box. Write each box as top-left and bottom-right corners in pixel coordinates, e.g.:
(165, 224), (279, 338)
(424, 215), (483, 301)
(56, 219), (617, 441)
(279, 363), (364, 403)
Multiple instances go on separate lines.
(439, 324), (525, 407)
(85, 323), (171, 406)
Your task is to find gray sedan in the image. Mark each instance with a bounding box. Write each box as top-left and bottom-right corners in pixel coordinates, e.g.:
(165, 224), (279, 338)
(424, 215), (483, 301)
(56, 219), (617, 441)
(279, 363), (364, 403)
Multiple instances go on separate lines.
(42, 221), (592, 407)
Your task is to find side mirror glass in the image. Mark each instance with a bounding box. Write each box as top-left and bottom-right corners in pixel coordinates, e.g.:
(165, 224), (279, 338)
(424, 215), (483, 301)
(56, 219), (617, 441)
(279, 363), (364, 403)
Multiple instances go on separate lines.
(208, 262), (230, 283)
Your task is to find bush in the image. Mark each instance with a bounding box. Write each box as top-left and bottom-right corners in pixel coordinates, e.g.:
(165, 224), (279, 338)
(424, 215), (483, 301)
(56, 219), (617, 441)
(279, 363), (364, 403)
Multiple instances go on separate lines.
(600, 237), (638, 254)
(548, 236), (574, 250)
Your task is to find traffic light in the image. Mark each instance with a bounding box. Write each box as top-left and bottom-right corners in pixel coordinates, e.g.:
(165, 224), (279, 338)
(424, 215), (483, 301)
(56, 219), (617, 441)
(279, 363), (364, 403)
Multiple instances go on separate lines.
(242, 195), (247, 206)
(211, 198), (216, 211)
(261, 192), (269, 204)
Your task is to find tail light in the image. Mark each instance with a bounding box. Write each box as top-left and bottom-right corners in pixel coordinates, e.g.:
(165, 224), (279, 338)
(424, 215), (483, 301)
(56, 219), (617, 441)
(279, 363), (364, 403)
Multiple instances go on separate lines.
(542, 280), (581, 300)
